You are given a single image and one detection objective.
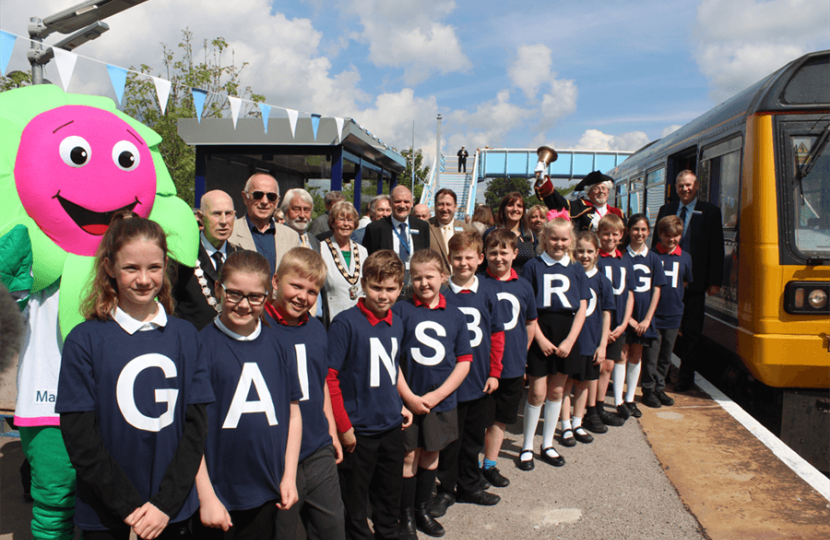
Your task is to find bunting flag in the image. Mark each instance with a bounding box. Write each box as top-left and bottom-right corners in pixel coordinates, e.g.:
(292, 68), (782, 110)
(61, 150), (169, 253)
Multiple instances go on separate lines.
(259, 103), (271, 134)
(228, 96), (242, 129)
(335, 117), (345, 143)
(53, 48), (78, 91)
(152, 76), (171, 114)
(311, 113), (321, 141)
(0, 30), (15, 76)
(286, 108), (298, 138)
(106, 64), (127, 105)
(192, 88), (208, 123)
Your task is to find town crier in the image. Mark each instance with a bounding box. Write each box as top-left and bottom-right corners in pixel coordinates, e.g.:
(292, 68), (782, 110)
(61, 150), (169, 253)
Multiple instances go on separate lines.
(535, 169), (624, 231)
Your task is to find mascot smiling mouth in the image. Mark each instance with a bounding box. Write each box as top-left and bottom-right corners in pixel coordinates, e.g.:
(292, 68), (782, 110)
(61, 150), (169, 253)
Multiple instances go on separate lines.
(54, 191), (140, 235)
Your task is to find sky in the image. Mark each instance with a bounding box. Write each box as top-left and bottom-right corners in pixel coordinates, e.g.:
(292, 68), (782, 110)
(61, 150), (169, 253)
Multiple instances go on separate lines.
(1, 0), (828, 165)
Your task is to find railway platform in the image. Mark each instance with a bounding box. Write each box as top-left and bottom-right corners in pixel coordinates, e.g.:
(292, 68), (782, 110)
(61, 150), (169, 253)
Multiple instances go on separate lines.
(1, 367), (828, 540)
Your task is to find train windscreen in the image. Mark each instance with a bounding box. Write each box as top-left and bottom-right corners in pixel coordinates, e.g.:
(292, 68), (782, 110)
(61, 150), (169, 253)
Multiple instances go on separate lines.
(788, 125), (830, 258)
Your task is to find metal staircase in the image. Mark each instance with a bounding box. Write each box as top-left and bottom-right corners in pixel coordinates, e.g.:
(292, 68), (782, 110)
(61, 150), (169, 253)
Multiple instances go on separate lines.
(420, 152), (477, 221)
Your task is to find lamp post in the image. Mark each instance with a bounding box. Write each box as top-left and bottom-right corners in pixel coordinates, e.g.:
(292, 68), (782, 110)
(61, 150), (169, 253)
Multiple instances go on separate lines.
(28, 0), (150, 84)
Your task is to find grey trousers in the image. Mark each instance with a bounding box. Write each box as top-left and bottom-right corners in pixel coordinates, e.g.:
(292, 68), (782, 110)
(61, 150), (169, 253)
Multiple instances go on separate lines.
(642, 327), (680, 392)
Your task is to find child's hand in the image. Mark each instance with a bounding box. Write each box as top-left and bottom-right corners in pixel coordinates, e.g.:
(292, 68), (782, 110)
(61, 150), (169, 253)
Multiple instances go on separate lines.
(332, 435), (344, 464)
(637, 318), (651, 336)
(609, 325), (624, 342)
(421, 392), (440, 410)
(401, 406), (414, 428)
(124, 506), (146, 528)
(537, 336), (556, 356)
(483, 377), (499, 394)
(556, 339), (573, 358)
(594, 347), (606, 365)
(339, 428), (357, 453)
(276, 478), (299, 510)
(407, 396), (431, 415)
(199, 496), (232, 531)
(132, 503), (169, 540)
(628, 318), (639, 329)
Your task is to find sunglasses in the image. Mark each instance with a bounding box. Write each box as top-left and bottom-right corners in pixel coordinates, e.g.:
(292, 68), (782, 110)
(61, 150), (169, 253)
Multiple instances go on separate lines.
(248, 191), (278, 202)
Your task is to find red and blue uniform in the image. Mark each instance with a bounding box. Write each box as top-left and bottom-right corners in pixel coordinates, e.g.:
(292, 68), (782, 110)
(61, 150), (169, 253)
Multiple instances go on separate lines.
(521, 253), (591, 314)
(578, 268), (616, 355)
(623, 246), (668, 339)
(653, 244), (693, 330)
(597, 249), (635, 329)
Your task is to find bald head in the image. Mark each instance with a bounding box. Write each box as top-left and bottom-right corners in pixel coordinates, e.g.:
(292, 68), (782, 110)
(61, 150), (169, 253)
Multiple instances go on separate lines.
(199, 190), (235, 248)
(390, 185), (413, 222)
(412, 204), (430, 221)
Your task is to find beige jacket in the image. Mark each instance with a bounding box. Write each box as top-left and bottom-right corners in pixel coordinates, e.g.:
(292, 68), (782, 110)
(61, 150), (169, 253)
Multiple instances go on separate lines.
(427, 216), (475, 276)
(229, 216), (301, 273)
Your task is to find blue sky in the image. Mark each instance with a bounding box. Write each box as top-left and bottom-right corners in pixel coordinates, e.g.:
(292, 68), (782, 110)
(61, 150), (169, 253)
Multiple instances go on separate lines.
(2, 0), (828, 162)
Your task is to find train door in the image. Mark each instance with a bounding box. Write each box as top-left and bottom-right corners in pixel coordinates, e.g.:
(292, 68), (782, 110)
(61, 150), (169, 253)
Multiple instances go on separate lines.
(667, 148), (697, 203)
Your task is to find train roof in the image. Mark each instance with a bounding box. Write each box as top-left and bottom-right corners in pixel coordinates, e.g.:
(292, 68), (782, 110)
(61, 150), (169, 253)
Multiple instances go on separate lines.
(608, 50), (829, 177)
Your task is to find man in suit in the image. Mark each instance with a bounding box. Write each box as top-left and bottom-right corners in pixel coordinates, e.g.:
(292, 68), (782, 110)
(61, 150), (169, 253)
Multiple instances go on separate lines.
(172, 190), (239, 330)
(308, 190), (344, 238)
(653, 169), (725, 391)
(413, 203), (431, 221)
(457, 146), (469, 173)
(427, 188), (475, 276)
(362, 185), (430, 272)
(229, 172), (300, 277)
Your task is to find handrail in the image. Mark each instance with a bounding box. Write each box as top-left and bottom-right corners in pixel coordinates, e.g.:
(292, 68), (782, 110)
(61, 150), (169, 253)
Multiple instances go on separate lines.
(419, 155), (439, 206)
(465, 151), (479, 219)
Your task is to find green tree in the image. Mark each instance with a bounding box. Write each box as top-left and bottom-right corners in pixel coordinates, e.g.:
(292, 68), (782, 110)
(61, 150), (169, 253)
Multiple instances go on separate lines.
(484, 177), (542, 211)
(0, 70), (32, 92)
(122, 29), (265, 206)
(396, 148), (430, 202)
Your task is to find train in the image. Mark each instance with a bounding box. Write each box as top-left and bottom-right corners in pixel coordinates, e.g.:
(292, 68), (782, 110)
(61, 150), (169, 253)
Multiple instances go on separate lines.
(605, 50), (829, 470)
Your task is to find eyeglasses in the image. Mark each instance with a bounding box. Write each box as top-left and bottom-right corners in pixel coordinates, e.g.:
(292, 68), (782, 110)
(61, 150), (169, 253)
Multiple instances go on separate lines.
(248, 191), (279, 202)
(221, 284), (268, 306)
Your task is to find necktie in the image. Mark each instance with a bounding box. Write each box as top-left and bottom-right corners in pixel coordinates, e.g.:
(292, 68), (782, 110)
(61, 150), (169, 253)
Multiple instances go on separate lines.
(212, 251), (224, 273)
(679, 206), (691, 251)
(398, 223), (408, 263)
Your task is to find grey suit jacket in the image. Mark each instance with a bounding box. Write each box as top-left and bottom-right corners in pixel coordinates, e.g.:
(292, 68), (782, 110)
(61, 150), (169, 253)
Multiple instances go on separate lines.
(427, 216), (475, 275)
(229, 216), (301, 272)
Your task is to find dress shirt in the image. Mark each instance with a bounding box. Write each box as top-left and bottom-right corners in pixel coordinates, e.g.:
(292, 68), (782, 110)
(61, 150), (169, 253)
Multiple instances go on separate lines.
(200, 232), (227, 271)
(391, 215), (414, 267)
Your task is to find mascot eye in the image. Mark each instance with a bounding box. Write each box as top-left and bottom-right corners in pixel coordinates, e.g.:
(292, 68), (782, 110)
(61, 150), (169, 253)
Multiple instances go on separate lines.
(59, 136), (92, 167)
(112, 140), (140, 171)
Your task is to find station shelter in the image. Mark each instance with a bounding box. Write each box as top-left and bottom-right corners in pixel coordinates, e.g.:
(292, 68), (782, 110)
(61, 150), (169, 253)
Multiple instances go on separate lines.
(177, 116), (406, 213)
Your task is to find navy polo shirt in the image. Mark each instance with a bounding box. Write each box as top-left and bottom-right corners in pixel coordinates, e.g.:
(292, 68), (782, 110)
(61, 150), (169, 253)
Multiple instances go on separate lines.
(596, 249), (635, 329)
(578, 267), (616, 355)
(653, 244), (694, 329)
(623, 246), (668, 339)
(521, 253), (590, 314)
(481, 268), (538, 379)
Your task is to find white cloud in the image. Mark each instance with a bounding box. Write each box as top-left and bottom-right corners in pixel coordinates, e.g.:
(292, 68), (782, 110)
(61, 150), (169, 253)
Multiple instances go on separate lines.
(577, 129), (650, 152)
(692, 0), (829, 102)
(446, 89), (535, 150)
(507, 44), (578, 132)
(346, 0), (471, 84)
(661, 124), (682, 138)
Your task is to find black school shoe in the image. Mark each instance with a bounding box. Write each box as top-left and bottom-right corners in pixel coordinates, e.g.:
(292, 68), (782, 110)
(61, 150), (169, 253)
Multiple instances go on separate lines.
(428, 492), (455, 518)
(626, 401), (643, 418)
(415, 501), (446, 537)
(517, 450), (535, 471)
(456, 488), (501, 506)
(482, 466), (510, 488)
(656, 390), (675, 406)
(583, 412), (609, 432)
(598, 408), (626, 426)
(573, 426), (594, 444)
(616, 403), (630, 421)
(641, 391), (662, 409)
(400, 507), (418, 540)
(540, 446), (565, 467)
(559, 429), (577, 447)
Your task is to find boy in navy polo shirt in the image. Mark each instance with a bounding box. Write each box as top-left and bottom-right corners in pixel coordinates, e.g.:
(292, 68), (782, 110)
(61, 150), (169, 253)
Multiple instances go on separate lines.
(268, 248), (346, 540)
(432, 230), (505, 516)
(327, 250), (413, 540)
(481, 229), (537, 488)
(593, 214), (633, 428)
(395, 249), (473, 539)
(642, 216), (693, 409)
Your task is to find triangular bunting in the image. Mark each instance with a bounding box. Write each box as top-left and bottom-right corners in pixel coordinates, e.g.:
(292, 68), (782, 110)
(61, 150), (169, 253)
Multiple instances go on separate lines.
(0, 30), (16, 76)
(311, 114), (321, 141)
(53, 48), (78, 91)
(152, 76), (171, 114)
(286, 108), (298, 138)
(335, 117), (345, 143)
(192, 88), (208, 123)
(228, 96), (242, 129)
(106, 64), (128, 105)
(259, 103), (271, 134)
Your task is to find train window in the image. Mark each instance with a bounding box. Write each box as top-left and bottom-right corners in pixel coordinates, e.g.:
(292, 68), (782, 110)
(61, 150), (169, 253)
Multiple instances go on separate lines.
(645, 168), (666, 227)
(782, 55), (830, 105)
(701, 137), (743, 228)
(616, 181), (629, 217)
(790, 134), (829, 254)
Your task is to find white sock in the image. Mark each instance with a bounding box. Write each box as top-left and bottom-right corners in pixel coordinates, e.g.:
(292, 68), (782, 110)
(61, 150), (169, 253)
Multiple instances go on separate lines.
(573, 416), (588, 434)
(522, 402), (542, 454)
(626, 362), (642, 403)
(560, 418), (572, 437)
(542, 399), (563, 449)
(613, 363), (626, 406)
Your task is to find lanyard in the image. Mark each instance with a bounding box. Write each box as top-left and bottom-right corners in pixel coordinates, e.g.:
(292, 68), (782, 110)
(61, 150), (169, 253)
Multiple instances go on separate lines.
(392, 222), (411, 254)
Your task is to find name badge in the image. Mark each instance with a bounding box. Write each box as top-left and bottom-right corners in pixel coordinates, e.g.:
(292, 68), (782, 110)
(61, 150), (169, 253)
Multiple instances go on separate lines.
(411, 230), (420, 235)
(693, 210), (703, 215)
(454, 227), (464, 231)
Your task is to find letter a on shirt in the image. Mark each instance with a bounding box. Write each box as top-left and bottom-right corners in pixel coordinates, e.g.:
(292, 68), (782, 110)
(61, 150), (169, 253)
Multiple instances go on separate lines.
(223, 362), (278, 429)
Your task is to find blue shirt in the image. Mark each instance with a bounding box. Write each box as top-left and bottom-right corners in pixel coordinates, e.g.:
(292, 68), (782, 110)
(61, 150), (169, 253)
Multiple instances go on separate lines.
(57, 314), (214, 531)
(676, 197), (698, 239)
(246, 216), (277, 276)
(597, 250), (635, 328)
(445, 276), (504, 402)
(653, 245), (694, 329)
(198, 319), (302, 511)
(623, 246), (668, 339)
(480, 269), (538, 379)
(394, 296), (473, 412)
(328, 302), (405, 435)
(578, 268), (616, 355)
(521, 253), (590, 314)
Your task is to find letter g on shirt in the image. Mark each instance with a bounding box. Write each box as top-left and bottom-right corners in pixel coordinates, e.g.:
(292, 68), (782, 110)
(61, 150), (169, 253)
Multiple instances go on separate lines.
(116, 353), (179, 432)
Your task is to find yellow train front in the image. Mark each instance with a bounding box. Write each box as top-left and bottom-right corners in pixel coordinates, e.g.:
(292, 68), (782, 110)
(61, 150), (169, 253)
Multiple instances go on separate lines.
(607, 50), (829, 468)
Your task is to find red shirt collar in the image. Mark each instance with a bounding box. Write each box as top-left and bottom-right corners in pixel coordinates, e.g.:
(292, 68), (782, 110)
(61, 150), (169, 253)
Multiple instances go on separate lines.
(413, 294), (447, 310)
(656, 243), (682, 256)
(265, 302), (309, 326)
(357, 297), (394, 326)
(600, 248), (622, 258)
(486, 267), (519, 281)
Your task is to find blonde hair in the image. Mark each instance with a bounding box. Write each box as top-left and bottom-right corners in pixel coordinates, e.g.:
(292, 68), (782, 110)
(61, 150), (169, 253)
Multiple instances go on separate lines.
(276, 247), (327, 289)
(410, 249), (445, 275)
(218, 250), (273, 294)
(448, 230), (484, 256)
(538, 217), (576, 261)
(362, 250), (405, 286)
(598, 213), (625, 233)
(328, 200), (360, 230)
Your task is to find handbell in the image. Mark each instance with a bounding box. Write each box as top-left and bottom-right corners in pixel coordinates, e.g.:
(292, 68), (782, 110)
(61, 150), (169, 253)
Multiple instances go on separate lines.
(536, 145), (558, 168)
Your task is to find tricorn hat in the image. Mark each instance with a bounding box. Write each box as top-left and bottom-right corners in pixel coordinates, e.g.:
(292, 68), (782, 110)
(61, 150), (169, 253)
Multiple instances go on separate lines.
(574, 171), (613, 192)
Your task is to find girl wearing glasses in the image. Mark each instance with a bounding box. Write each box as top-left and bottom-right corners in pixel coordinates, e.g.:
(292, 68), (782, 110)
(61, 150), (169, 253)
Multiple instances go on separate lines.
(192, 250), (303, 540)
